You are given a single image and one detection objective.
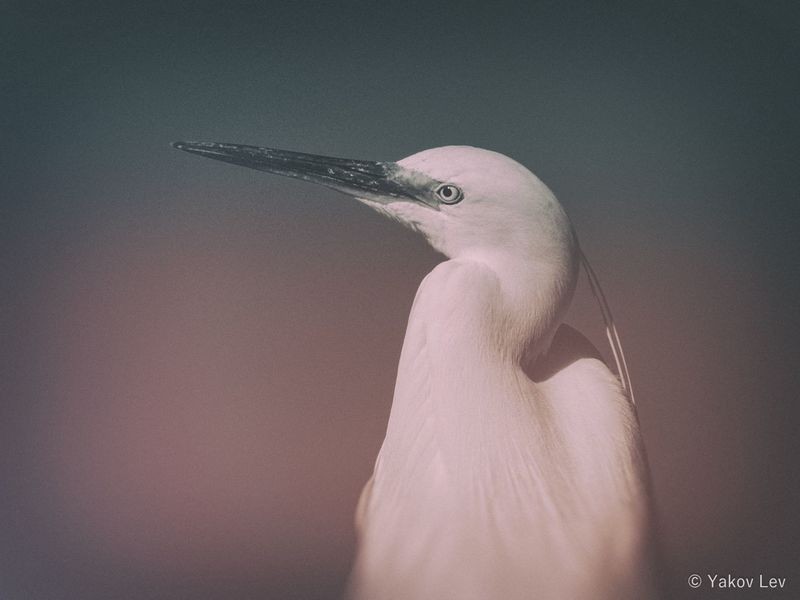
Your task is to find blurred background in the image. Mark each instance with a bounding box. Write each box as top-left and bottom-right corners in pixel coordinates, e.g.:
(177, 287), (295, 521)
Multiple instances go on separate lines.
(2, 1), (798, 598)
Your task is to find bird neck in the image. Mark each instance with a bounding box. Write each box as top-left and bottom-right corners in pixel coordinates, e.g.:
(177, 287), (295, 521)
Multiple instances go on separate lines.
(466, 239), (580, 363)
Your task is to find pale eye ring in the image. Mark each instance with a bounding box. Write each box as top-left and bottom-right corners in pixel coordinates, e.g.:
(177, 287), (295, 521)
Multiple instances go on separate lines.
(435, 184), (463, 204)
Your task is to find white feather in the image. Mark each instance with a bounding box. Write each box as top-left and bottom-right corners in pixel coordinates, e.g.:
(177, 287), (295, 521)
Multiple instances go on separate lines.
(348, 147), (657, 599)
(348, 260), (655, 600)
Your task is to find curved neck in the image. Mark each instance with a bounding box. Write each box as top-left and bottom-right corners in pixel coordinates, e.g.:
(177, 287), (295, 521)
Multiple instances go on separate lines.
(465, 237), (580, 363)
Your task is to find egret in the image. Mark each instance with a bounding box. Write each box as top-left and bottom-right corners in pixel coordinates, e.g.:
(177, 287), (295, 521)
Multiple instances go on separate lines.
(173, 142), (658, 600)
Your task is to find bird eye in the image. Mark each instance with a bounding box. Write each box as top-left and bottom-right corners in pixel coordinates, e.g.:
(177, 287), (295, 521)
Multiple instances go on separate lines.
(435, 184), (463, 204)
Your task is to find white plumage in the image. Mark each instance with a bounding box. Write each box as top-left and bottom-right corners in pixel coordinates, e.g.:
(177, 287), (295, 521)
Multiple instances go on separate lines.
(173, 141), (658, 600)
(349, 147), (656, 600)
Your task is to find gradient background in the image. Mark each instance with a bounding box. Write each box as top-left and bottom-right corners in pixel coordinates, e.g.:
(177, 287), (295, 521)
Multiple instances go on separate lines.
(2, 1), (799, 599)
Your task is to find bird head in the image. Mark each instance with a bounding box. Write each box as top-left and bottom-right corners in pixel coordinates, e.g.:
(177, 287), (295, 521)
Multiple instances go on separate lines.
(173, 142), (577, 272)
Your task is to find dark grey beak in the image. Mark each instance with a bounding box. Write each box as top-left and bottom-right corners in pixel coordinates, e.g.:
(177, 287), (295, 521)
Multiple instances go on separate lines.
(172, 141), (440, 207)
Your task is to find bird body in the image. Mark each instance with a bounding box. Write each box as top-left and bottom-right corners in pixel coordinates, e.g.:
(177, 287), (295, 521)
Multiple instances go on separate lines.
(173, 142), (658, 600)
(349, 258), (653, 600)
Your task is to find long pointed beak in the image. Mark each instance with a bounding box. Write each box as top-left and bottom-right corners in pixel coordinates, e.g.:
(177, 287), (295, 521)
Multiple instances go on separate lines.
(173, 141), (439, 207)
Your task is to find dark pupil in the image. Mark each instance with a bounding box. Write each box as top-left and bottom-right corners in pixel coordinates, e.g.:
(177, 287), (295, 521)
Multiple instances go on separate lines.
(441, 187), (453, 198)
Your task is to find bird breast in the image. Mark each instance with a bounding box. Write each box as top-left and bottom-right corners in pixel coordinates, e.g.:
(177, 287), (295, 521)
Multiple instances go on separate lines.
(348, 259), (654, 600)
